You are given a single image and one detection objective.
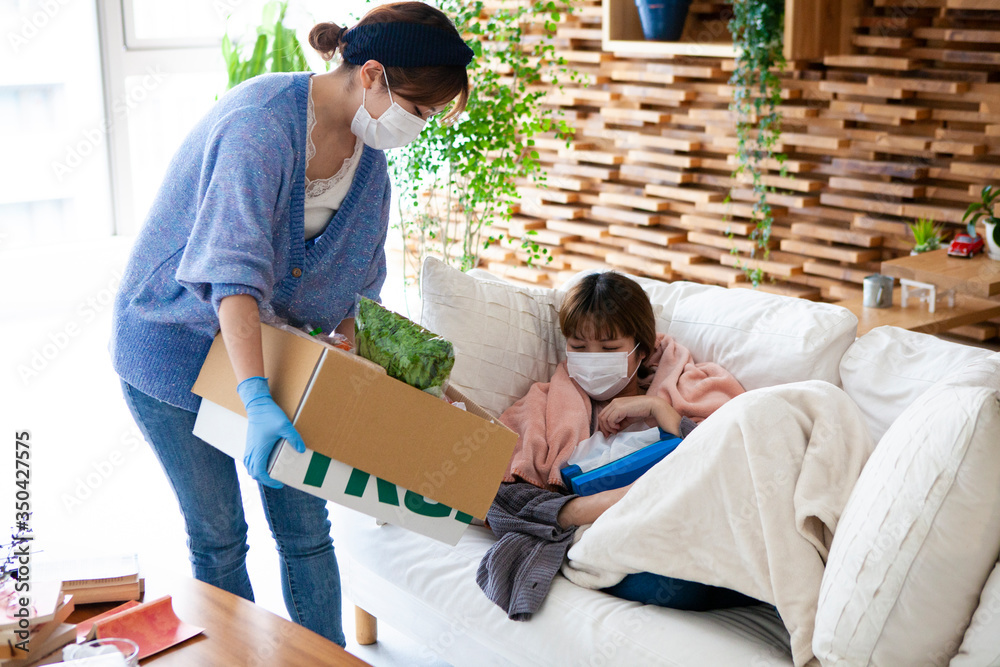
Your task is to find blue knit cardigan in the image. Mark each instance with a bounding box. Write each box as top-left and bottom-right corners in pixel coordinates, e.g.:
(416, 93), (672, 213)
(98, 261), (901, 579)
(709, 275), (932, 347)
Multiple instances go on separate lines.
(111, 72), (390, 412)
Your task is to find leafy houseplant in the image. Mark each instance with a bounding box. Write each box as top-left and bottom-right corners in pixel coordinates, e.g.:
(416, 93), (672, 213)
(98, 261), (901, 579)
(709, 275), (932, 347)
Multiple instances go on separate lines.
(390, 0), (577, 279)
(963, 185), (1000, 260)
(908, 217), (943, 255)
(221, 1), (311, 90)
(727, 0), (786, 287)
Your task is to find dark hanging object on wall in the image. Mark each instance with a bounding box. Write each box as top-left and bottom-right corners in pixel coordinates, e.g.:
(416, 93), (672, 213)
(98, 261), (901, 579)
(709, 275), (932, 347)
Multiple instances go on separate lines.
(634, 0), (693, 41)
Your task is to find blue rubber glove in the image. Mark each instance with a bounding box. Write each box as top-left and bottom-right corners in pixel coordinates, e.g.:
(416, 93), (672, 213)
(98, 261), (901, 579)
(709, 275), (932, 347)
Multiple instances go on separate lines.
(236, 376), (306, 489)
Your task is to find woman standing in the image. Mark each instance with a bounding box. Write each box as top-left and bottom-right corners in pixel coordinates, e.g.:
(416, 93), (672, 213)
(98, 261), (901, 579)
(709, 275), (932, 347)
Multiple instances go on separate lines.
(110, 2), (472, 646)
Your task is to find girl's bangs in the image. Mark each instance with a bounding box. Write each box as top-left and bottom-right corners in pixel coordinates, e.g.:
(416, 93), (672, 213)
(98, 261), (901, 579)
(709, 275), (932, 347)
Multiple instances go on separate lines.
(566, 309), (626, 343)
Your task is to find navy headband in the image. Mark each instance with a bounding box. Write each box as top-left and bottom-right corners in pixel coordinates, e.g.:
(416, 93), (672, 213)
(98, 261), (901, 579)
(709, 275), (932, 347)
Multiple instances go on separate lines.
(341, 22), (474, 68)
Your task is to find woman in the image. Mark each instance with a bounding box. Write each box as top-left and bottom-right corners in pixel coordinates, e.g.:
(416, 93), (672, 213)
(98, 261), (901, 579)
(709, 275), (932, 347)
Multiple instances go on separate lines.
(479, 271), (756, 618)
(110, 3), (473, 646)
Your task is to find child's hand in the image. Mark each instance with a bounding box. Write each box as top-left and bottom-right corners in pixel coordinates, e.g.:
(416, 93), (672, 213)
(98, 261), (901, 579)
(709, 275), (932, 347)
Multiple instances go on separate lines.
(598, 396), (658, 437)
(598, 396), (682, 437)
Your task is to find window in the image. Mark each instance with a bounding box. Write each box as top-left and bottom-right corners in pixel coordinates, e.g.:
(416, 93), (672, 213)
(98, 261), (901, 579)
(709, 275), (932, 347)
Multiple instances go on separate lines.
(100, 0), (382, 236)
(1, 0), (112, 247)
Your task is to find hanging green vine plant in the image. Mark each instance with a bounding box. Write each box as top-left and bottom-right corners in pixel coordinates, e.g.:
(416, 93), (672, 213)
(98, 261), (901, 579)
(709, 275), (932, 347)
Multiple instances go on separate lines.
(390, 0), (577, 281)
(728, 0), (786, 287)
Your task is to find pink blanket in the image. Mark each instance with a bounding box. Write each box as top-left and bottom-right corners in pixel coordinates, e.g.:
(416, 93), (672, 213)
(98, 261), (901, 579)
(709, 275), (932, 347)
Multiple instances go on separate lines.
(500, 333), (745, 489)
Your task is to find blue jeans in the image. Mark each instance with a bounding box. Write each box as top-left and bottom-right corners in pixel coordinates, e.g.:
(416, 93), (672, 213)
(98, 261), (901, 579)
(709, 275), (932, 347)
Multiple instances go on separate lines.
(120, 379), (346, 647)
(603, 572), (760, 612)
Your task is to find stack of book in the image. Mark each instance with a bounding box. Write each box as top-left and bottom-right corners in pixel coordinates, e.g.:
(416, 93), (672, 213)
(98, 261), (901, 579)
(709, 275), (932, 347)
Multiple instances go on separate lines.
(34, 555), (143, 606)
(0, 580), (76, 666)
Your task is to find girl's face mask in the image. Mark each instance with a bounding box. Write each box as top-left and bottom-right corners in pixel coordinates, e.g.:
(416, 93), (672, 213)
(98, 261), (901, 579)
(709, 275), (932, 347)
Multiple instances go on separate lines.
(566, 342), (640, 401)
(351, 69), (427, 150)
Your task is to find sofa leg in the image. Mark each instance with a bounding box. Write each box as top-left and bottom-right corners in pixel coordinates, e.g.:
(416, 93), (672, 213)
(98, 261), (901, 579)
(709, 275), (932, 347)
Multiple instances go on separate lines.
(355, 605), (378, 645)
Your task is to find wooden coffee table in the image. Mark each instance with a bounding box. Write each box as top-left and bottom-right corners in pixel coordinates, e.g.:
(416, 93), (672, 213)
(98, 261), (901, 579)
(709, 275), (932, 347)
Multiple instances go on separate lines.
(66, 577), (370, 666)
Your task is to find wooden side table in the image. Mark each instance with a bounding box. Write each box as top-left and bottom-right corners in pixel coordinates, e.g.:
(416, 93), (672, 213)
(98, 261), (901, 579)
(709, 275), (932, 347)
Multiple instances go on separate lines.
(878, 248), (1000, 339)
(66, 577), (371, 667)
(834, 287), (1000, 337)
(880, 248), (1000, 298)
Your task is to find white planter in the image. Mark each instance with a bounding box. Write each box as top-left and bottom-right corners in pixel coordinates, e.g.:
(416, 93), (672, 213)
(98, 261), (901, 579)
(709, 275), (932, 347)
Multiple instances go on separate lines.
(986, 221), (1000, 260)
(910, 244), (940, 256)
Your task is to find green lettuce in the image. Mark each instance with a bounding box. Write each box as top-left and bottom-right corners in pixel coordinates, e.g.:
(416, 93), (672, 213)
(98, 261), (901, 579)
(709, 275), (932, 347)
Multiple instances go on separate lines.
(354, 297), (455, 396)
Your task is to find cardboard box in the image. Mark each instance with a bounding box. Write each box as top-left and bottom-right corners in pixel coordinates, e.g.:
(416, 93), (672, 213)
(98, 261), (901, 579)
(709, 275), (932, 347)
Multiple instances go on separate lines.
(191, 323), (517, 545)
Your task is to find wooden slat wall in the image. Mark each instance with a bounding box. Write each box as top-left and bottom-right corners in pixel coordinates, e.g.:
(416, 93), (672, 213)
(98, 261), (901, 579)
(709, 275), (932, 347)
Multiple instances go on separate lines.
(486, 0), (1000, 326)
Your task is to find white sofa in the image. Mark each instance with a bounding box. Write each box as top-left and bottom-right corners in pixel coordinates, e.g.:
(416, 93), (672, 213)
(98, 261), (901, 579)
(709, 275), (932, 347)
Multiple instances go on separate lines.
(331, 258), (1000, 666)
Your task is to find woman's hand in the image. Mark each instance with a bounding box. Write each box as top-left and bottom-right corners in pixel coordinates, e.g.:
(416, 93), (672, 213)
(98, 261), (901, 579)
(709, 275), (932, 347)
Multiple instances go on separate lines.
(220, 294), (306, 487)
(237, 377), (306, 489)
(598, 395), (681, 437)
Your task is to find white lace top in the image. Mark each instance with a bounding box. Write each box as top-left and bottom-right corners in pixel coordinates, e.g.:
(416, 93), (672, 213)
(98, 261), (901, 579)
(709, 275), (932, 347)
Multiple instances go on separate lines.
(304, 76), (364, 240)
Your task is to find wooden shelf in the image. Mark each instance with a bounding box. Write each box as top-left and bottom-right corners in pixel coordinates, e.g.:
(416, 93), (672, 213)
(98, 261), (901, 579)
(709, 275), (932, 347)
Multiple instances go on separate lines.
(603, 38), (737, 58)
(602, 0), (861, 61)
(602, 0), (735, 58)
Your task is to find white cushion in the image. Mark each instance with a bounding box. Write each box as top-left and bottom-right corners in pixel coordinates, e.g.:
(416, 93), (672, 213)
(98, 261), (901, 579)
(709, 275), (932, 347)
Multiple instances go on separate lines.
(420, 257), (564, 417)
(951, 560), (1000, 666)
(652, 282), (856, 391)
(840, 326), (992, 442)
(420, 259), (859, 416)
(813, 354), (1000, 666)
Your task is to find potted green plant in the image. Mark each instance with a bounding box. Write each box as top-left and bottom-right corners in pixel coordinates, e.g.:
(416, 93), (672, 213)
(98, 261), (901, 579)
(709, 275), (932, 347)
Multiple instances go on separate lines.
(727, 0), (786, 287)
(908, 217), (943, 255)
(962, 185), (1000, 260)
(391, 0), (577, 280)
(634, 0), (693, 41)
(220, 1), (315, 90)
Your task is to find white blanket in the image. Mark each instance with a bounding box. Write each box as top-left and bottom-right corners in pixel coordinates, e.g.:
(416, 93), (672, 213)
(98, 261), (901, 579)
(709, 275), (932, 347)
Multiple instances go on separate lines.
(562, 381), (875, 667)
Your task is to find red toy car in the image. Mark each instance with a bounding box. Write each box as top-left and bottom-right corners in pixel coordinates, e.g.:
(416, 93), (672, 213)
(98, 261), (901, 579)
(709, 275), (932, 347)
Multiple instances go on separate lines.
(947, 233), (985, 258)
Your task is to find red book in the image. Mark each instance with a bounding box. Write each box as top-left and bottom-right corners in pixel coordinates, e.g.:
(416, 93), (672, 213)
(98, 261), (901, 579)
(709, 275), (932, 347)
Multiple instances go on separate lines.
(85, 596), (203, 661)
(74, 600), (140, 644)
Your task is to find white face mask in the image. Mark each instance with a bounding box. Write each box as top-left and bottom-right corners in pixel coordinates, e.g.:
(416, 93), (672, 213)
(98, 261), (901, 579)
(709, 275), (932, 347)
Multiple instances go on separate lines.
(566, 343), (640, 401)
(350, 69), (427, 150)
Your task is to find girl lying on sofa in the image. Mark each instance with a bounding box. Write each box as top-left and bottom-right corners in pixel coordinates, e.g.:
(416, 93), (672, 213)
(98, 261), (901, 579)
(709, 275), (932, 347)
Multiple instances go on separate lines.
(477, 271), (761, 620)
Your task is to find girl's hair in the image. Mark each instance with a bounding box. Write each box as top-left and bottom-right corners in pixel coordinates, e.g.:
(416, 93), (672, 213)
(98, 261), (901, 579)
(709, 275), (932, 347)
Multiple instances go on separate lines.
(559, 272), (657, 368)
(309, 2), (470, 122)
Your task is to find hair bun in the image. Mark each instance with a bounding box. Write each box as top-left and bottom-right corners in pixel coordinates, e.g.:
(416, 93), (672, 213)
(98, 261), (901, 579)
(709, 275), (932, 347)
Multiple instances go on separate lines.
(308, 21), (344, 61)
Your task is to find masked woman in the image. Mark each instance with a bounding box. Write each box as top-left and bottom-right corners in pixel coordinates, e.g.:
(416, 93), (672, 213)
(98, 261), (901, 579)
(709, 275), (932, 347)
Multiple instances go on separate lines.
(110, 2), (472, 646)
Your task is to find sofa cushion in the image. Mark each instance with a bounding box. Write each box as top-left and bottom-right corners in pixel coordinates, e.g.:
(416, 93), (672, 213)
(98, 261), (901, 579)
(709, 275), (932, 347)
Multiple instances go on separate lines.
(663, 283), (856, 391)
(420, 258), (564, 417)
(420, 258), (859, 416)
(813, 354), (1000, 666)
(951, 560), (1000, 666)
(840, 326), (992, 442)
(333, 504), (794, 666)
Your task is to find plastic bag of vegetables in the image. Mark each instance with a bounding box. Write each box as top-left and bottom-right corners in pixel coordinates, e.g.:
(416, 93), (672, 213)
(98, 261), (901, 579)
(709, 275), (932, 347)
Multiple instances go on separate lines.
(354, 296), (455, 397)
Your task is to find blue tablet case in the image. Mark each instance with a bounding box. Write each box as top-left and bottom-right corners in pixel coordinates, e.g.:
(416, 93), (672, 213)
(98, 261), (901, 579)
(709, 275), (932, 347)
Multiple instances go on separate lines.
(560, 430), (683, 496)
